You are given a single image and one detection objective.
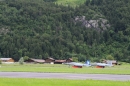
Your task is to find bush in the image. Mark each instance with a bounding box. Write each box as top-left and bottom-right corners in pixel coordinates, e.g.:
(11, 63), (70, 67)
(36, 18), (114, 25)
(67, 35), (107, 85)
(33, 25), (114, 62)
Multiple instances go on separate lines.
(19, 57), (24, 65)
(106, 55), (114, 60)
(0, 60), (2, 64)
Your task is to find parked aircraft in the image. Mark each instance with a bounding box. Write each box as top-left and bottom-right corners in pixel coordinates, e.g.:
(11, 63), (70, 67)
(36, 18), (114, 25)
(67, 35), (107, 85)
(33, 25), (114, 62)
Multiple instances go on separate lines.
(64, 60), (113, 68)
(90, 61), (113, 68)
(64, 60), (91, 68)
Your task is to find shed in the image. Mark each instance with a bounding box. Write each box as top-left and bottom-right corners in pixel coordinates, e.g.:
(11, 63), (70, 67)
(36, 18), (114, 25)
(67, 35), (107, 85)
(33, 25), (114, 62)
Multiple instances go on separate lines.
(66, 58), (73, 63)
(0, 58), (14, 64)
(54, 60), (66, 64)
(26, 58), (45, 63)
(45, 57), (55, 64)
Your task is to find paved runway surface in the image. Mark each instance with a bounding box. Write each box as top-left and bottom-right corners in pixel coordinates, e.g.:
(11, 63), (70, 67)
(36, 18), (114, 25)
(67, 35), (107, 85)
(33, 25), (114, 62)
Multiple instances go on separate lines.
(0, 72), (130, 81)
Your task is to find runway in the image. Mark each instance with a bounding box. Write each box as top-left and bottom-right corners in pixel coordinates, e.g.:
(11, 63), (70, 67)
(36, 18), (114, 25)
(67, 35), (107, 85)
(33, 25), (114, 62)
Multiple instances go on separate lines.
(0, 72), (130, 81)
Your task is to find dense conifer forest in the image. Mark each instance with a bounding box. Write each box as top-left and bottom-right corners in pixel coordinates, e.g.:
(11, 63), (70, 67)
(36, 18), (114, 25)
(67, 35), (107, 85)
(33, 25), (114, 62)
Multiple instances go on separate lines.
(0, 0), (130, 62)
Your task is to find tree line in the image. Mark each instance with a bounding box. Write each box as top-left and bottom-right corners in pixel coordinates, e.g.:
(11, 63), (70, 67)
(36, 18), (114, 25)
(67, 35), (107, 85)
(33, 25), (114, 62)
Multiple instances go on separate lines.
(0, 0), (130, 63)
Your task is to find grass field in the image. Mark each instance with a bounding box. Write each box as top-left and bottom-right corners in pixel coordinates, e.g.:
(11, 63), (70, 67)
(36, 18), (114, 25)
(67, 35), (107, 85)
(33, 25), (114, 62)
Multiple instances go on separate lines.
(0, 63), (130, 74)
(1, 63), (130, 86)
(56, 0), (86, 7)
(0, 78), (130, 86)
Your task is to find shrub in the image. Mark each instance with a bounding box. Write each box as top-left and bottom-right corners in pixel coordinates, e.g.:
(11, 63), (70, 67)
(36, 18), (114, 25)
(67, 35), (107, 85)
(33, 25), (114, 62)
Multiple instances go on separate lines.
(0, 60), (2, 64)
(19, 57), (24, 65)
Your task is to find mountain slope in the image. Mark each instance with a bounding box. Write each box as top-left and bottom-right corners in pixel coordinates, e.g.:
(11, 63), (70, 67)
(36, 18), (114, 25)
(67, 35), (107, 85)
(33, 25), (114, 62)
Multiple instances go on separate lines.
(0, 0), (130, 62)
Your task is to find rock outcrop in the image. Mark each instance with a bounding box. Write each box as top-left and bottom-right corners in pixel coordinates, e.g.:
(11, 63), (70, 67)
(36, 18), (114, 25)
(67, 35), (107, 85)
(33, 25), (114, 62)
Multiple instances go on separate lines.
(0, 27), (10, 35)
(75, 16), (110, 31)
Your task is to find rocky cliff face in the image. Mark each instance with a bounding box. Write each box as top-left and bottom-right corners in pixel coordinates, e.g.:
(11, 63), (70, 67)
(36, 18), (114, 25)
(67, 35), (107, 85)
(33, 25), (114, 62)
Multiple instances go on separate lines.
(75, 16), (110, 31)
(0, 27), (10, 35)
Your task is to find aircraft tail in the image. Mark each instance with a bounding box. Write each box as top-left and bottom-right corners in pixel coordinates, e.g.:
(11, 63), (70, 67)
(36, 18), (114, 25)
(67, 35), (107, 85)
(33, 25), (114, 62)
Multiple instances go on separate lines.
(86, 60), (90, 65)
(106, 61), (113, 67)
(84, 60), (91, 66)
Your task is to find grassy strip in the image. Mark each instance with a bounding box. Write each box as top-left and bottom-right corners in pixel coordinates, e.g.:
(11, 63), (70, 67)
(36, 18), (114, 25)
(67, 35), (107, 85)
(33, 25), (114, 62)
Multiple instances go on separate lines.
(1, 63), (130, 74)
(55, 0), (86, 7)
(0, 78), (130, 86)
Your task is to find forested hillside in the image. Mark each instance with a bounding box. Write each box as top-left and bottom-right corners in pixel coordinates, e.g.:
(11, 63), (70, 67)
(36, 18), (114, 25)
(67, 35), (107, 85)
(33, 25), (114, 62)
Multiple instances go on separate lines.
(0, 0), (130, 62)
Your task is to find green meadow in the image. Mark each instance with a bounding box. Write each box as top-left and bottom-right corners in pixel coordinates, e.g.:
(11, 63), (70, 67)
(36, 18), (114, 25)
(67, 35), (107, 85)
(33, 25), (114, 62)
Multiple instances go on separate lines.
(0, 78), (130, 86)
(56, 0), (86, 7)
(0, 63), (130, 74)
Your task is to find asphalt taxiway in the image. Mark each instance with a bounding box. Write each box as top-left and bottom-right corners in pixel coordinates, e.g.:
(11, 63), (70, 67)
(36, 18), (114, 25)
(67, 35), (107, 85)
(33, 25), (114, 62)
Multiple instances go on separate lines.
(0, 72), (130, 81)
